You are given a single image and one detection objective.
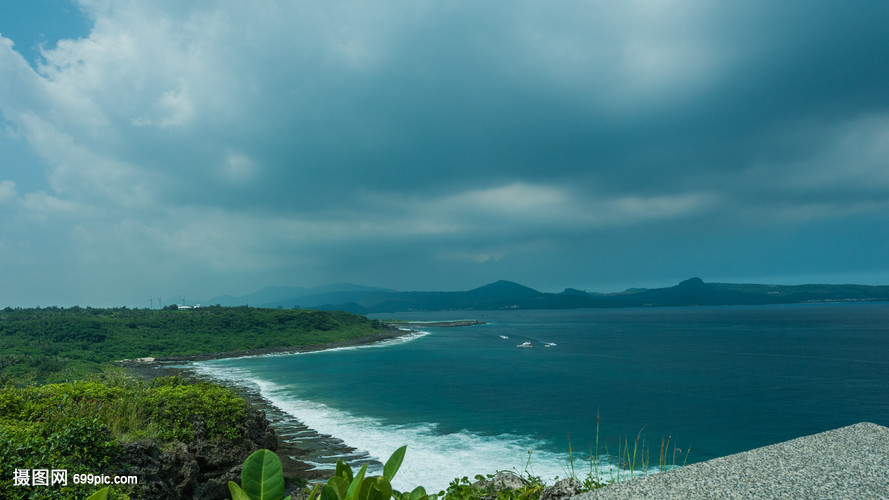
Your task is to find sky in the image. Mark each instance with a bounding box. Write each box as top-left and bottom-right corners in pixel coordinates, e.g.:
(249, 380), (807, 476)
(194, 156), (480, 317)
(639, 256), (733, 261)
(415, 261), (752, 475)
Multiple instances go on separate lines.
(1, 1), (888, 307)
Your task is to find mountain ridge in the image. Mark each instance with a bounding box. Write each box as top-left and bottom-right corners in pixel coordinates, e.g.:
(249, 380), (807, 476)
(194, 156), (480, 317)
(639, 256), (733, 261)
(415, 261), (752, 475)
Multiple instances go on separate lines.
(209, 278), (889, 313)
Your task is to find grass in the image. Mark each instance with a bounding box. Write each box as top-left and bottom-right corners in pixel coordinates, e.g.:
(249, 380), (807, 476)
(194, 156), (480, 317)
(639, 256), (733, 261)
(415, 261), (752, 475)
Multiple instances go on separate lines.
(565, 412), (690, 488)
(397, 412), (690, 500)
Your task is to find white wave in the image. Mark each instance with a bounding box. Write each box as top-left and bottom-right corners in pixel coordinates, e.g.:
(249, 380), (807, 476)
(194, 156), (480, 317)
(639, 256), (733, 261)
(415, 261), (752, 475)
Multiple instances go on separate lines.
(195, 330), (432, 362)
(189, 334), (669, 492)
(190, 361), (636, 492)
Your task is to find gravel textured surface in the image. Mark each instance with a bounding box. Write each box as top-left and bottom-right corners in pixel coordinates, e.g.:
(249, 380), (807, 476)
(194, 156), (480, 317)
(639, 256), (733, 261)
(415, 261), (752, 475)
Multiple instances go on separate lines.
(572, 422), (889, 500)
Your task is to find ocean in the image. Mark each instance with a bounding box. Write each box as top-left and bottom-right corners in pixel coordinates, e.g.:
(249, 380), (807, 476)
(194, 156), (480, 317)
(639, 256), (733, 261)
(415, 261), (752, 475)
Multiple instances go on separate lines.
(190, 303), (889, 491)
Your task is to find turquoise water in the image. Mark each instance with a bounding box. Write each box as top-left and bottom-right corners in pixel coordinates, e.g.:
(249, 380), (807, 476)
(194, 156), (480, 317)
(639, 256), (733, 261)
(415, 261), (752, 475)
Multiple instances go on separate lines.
(192, 303), (889, 491)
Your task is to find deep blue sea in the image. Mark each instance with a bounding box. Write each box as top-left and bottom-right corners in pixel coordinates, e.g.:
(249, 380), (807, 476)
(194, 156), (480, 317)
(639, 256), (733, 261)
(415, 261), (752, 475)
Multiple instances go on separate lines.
(191, 303), (889, 491)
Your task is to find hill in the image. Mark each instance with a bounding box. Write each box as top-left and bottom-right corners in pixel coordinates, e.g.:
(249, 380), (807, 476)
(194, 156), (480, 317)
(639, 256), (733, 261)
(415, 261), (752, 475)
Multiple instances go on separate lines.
(238, 278), (889, 313)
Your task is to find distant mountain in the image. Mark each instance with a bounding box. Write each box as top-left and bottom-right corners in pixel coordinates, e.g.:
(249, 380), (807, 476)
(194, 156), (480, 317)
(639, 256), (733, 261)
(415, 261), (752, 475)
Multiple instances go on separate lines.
(468, 280), (540, 298)
(213, 278), (889, 313)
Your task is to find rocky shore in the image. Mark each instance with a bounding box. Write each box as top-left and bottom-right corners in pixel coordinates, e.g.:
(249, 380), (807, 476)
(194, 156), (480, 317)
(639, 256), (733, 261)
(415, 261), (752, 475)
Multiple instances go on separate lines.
(121, 327), (420, 498)
(120, 406), (279, 499)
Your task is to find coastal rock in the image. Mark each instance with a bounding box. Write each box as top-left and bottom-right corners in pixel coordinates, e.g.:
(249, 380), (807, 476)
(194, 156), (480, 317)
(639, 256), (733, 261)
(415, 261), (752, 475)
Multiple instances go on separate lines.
(472, 471), (530, 493)
(122, 408), (279, 499)
(540, 478), (583, 500)
(122, 440), (200, 499)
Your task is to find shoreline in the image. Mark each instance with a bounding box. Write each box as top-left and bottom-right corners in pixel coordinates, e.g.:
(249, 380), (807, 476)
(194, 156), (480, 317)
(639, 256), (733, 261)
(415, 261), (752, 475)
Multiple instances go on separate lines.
(122, 326), (421, 480)
(120, 326), (414, 364)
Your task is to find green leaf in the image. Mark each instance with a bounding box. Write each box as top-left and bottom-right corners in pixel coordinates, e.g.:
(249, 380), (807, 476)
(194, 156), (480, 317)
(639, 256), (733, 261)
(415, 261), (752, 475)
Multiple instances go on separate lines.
(229, 482), (253, 500)
(409, 486), (427, 500)
(336, 459), (354, 483)
(84, 487), (110, 500)
(367, 477), (393, 500)
(367, 485), (386, 500)
(383, 446), (407, 482)
(322, 482), (343, 500)
(307, 482), (323, 500)
(240, 449), (286, 500)
(327, 476), (350, 500)
(345, 463), (368, 500)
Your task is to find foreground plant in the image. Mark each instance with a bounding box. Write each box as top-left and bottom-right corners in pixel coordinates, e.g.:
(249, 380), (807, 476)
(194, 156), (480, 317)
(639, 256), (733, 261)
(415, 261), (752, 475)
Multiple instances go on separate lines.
(307, 445), (426, 500)
(229, 449), (291, 500)
(228, 446), (421, 500)
(84, 487), (109, 500)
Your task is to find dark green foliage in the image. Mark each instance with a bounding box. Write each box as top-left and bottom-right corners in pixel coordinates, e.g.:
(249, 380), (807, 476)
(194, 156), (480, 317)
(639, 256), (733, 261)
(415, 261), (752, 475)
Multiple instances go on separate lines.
(0, 376), (249, 499)
(141, 377), (246, 441)
(0, 307), (388, 384)
(0, 414), (123, 499)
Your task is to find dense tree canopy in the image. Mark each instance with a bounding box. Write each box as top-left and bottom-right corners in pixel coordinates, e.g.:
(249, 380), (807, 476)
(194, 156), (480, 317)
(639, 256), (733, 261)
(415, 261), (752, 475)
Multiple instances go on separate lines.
(0, 307), (388, 384)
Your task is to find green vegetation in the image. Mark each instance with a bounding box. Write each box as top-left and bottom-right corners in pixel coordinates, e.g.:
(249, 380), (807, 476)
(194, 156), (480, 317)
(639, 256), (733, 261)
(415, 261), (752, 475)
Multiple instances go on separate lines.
(0, 306), (388, 384)
(229, 446), (434, 500)
(310, 446), (414, 500)
(0, 306), (690, 500)
(0, 374), (249, 499)
(228, 449), (291, 500)
(442, 475), (543, 500)
(85, 487), (110, 500)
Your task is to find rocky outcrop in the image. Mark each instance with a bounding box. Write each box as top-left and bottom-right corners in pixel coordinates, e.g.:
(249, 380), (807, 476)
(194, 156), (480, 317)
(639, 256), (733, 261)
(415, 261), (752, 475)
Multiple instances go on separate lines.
(122, 407), (278, 499)
(469, 472), (531, 500)
(469, 473), (584, 500)
(540, 478), (583, 500)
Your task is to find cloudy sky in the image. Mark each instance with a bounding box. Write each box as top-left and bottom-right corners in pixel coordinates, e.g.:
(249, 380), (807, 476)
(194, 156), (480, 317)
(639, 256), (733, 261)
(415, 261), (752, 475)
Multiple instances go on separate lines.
(1, 1), (888, 307)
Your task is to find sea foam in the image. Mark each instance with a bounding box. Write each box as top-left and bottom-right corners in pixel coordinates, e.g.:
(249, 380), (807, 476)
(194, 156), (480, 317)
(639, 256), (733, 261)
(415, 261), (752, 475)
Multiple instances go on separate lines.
(192, 362), (596, 491)
(190, 331), (635, 492)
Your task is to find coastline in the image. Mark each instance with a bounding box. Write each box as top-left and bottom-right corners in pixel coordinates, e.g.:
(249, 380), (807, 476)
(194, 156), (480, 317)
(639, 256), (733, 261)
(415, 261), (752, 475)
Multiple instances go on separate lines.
(121, 325), (414, 364)
(123, 326), (421, 480)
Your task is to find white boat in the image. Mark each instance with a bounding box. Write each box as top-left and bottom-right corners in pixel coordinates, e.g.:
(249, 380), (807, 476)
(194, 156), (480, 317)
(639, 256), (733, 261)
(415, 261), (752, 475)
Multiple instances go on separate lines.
(499, 335), (509, 339)
(516, 341), (534, 348)
(544, 342), (557, 347)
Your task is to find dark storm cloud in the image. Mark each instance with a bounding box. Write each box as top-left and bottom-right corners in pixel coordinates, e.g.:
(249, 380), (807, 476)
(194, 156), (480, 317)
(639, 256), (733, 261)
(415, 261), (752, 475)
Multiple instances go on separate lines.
(0, 0), (887, 305)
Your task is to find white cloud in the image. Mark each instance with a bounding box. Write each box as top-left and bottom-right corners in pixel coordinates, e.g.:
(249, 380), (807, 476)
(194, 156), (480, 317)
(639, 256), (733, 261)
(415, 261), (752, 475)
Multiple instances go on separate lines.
(362, 182), (716, 240)
(447, 183), (568, 215)
(17, 113), (159, 208)
(436, 250), (505, 263)
(21, 191), (84, 217)
(602, 193), (715, 223)
(223, 151), (258, 183)
(132, 83), (194, 128)
(0, 181), (17, 205)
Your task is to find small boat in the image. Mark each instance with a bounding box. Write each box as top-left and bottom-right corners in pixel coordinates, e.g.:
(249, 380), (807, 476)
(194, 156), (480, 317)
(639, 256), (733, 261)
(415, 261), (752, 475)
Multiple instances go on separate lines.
(499, 335), (509, 339)
(544, 342), (557, 347)
(516, 341), (534, 348)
